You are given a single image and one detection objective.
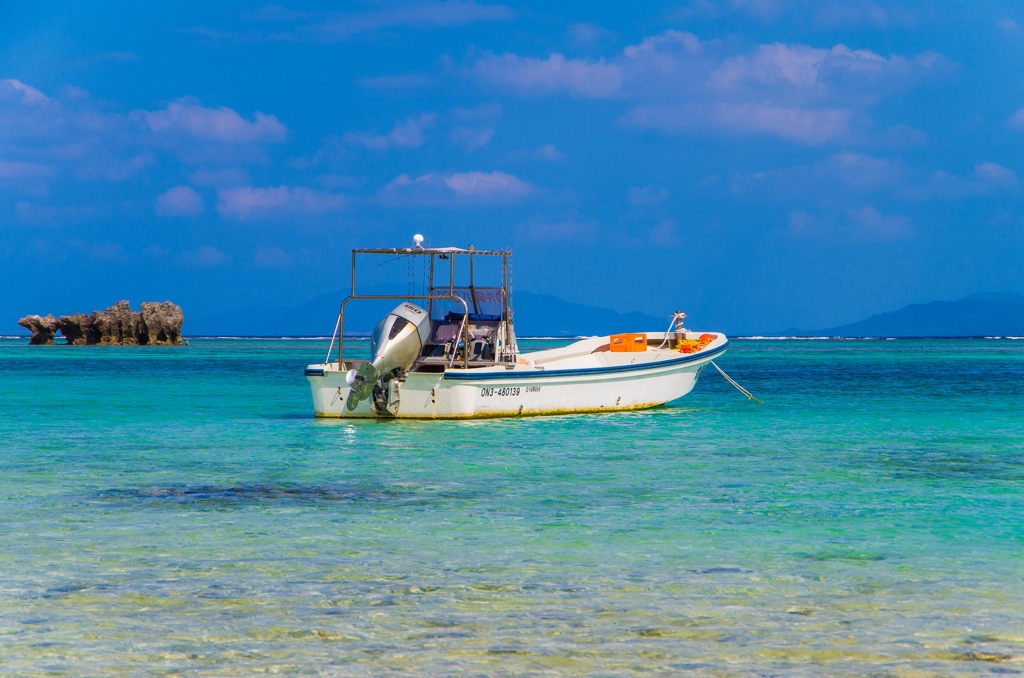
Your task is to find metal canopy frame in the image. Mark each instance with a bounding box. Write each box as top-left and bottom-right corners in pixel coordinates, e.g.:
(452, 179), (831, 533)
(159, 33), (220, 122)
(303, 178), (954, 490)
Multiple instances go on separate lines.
(334, 247), (512, 370)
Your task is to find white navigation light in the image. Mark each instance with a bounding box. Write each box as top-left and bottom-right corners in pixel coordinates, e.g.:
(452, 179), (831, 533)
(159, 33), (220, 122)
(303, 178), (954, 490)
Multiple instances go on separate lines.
(413, 234), (424, 249)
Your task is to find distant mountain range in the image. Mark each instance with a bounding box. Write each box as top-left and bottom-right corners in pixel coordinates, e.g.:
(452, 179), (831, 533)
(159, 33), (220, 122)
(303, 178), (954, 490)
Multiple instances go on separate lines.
(186, 285), (671, 337)
(783, 292), (1024, 337)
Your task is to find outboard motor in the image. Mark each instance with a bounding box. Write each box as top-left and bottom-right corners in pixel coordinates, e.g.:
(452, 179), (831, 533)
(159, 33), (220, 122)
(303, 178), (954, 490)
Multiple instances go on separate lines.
(346, 303), (431, 414)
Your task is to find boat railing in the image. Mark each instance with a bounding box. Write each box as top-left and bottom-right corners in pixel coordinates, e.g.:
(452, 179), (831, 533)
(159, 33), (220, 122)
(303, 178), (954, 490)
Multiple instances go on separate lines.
(333, 293), (471, 369)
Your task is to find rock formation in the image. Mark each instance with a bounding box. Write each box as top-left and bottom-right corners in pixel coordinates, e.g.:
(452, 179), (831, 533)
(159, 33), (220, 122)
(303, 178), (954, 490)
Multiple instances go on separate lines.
(18, 301), (184, 345)
(140, 301), (185, 345)
(56, 313), (96, 346)
(91, 301), (142, 345)
(17, 314), (60, 345)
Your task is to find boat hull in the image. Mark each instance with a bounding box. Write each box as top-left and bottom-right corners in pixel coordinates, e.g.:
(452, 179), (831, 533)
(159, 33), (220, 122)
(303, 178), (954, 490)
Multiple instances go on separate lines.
(306, 336), (728, 419)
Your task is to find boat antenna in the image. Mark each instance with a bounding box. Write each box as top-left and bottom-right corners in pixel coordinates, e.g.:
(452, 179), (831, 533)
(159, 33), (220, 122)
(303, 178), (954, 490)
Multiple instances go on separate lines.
(413, 234), (424, 249)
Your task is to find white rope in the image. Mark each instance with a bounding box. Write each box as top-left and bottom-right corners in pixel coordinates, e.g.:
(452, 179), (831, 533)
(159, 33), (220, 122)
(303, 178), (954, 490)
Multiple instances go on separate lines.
(711, 361), (762, 403)
(653, 316), (678, 349)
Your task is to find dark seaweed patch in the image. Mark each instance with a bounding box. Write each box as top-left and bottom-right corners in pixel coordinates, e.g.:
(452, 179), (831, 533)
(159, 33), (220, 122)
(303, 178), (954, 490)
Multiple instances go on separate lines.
(795, 551), (885, 562)
(93, 483), (460, 508)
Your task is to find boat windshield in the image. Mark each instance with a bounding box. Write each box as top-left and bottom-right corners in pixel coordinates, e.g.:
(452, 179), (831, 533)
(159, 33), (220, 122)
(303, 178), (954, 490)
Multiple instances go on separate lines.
(430, 287), (507, 321)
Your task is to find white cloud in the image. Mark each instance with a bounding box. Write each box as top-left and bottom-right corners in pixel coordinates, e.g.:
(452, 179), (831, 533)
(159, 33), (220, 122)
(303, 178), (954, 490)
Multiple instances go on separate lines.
(518, 211), (597, 240)
(313, 1), (514, 37)
(506, 144), (566, 162)
(1007, 108), (1024, 130)
(649, 218), (680, 246)
(182, 245), (229, 268)
(138, 98), (287, 144)
(0, 78), (50, 105)
(155, 186), (205, 217)
(846, 205), (913, 241)
(0, 80), (292, 206)
(0, 160), (56, 179)
(253, 246), (295, 268)
(452, 102), (502, 121)
(345, 114), (436, 150)
(190, 167), (251, 187)
(445, 171), (530, 197)
(997, 18), (1021, 33)
(724, 0), (917, 28)
(450, 125), (495, 151)
(973, 161), (1018, 187)
(472, 53), (622, 97)
(472, 29), (945, 146)
(626, 103), (855, 145)
(380, 170), (533, 205)
(234, 1), (514, 42)
(216, 185), (346, 220)
(449, 104), (500, 151)
(735, 153), (1017, 201)
(787, 205), (913, 242)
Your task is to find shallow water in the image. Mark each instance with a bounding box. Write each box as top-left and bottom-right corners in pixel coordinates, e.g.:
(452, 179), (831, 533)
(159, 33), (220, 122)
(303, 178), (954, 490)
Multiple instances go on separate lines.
(1, 337), (1023, 676)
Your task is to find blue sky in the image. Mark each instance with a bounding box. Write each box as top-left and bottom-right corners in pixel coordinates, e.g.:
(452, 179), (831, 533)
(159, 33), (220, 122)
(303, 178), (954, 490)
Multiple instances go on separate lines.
(3, 0), (1024, 333)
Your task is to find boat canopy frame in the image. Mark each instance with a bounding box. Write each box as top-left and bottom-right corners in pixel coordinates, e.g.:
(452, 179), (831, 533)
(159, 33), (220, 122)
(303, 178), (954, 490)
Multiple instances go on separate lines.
(332, 247), (513, 369)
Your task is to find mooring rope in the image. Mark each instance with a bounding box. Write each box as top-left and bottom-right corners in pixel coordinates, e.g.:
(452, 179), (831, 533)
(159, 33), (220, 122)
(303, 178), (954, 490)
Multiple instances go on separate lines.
(711, 361), (762, 403)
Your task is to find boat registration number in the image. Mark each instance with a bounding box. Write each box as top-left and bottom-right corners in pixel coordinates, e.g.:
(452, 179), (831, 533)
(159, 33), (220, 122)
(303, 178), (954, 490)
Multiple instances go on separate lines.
(481, 386), (539, 397)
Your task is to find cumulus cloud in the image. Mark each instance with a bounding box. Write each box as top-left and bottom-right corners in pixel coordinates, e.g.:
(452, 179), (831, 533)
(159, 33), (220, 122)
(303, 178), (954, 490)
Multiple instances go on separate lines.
(0, 159), (55, 179)
(788, 205), (913, 242)
(518, 210), (597, 240)
(626, 103), (856, 145)
(470, 29), (945, 145)
(472, 53), (622, 97)
(0, 79), (292, 204)
(216, 185), (346, 220)
(379, 170), (533, 205)
(1, 78), (49, 105)
(253, 246), (295, 268)
(190, 167), (251, 187)
(714, 0), (918, 28)
(506, 144), (566, 162)
(735, 153), (1018, 201)
(846, 205), (913, 241)
(138, 98), (287, 143)
(182, 245), (229, 268)
(1007, 108), (1024, 130)
(229, 1), (514, 42)
(345, 114), (436, 150)
(155, 186), (205, 217)
(997, 18), (1021, 33)
(450, 125), (495, 151)
(448, 104), (501, 151)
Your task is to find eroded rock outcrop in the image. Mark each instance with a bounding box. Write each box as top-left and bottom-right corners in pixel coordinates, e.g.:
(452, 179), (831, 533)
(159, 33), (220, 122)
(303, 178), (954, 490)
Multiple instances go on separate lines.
(18, 314), (60, 345)
(140, 301), (184, 345)
(91, 301), (142, 345)
(56, 313), (96, 346)
(18, 301), (184, 345)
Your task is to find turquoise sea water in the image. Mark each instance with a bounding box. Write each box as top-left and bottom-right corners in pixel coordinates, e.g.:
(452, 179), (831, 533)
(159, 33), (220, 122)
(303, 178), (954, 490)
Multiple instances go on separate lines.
(1, 336), (1023, 676)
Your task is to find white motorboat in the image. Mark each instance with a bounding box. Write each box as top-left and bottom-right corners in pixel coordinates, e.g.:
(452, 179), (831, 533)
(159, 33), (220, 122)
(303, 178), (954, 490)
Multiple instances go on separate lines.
(305, 239), (729, 419)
